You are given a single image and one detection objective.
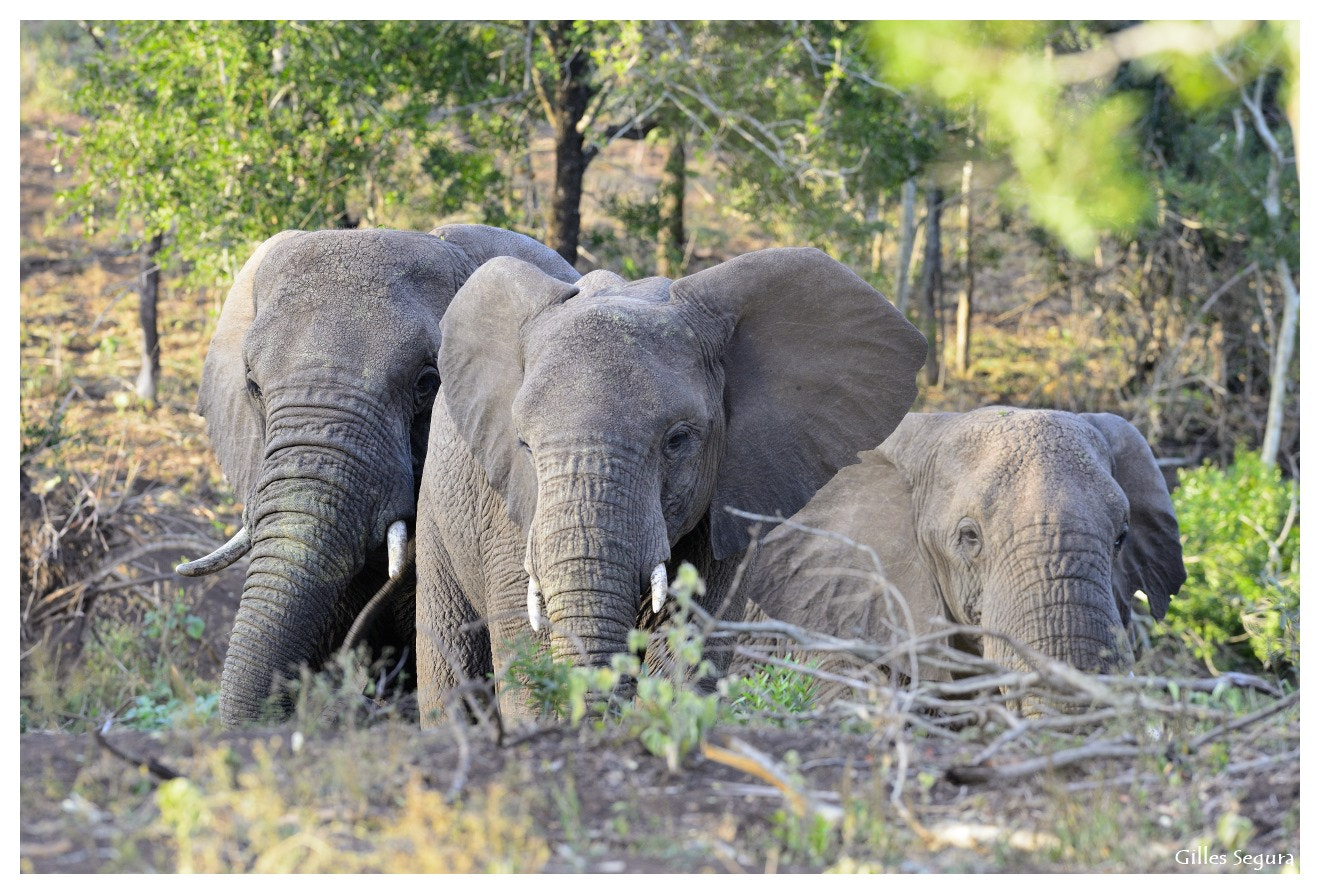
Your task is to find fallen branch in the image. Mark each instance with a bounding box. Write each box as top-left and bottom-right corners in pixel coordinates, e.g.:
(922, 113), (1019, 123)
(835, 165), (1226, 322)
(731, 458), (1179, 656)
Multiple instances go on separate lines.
(94, 717), (183, 782)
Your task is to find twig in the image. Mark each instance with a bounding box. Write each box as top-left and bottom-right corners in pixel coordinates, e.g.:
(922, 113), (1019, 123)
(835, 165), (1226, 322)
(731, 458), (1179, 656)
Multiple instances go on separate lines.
(1186, 690), (1299, 752)
(947, 737), (1144, 785)
(94, 717), (183, 782)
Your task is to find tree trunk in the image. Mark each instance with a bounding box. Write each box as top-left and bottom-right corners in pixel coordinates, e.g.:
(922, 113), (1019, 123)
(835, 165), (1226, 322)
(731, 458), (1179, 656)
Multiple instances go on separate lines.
(544, 21), (596, 267)
(135, 232), (164, 406)
(1261, 256), (1299, 467)
(656, 126), (687, 278)
(954, 159), (974, 377)
(917, 182), (944, 387)
(894, 177), (918, 314)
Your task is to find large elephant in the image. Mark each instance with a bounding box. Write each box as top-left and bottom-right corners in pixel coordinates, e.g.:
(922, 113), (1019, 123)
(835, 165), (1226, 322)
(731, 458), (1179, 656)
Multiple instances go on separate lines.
(176, 224), (578, 725)
(743, 407), (1186, 681)
(414, 248), (928, 725)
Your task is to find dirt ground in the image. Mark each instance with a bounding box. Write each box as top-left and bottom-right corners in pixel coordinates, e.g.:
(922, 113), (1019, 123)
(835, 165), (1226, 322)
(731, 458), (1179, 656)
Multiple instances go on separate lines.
(17, 113), (1300, 875)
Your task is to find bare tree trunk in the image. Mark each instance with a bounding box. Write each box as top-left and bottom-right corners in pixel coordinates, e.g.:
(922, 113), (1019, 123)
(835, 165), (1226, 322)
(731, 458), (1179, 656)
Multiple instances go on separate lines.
(954, 159), (974, 377)
(543, 21), (596, 267)
(917, 182), (944, 387)
(656, 126), (686, 278)
(1261, 257), (1298, 467)
(135, 232), (164, 407)
(1233, 74), (1299, 468)
(869, 193), (888, 278)
(894, 177), (918, 314)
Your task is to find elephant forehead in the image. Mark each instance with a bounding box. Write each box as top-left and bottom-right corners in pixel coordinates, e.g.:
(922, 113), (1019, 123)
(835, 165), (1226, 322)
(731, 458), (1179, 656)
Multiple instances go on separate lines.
(263, 229), (443, 279)
(953, 411), (1126, 512)
(247, 290), (437, 377)
(528, 299), (705, 365)
(517, 301), (711, 424)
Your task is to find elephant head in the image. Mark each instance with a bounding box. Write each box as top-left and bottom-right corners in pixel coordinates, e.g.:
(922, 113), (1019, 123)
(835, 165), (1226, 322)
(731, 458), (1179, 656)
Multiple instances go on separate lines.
(180, 224), (577, 725)
(748, 407), (1186, 681)
(434, 249), (928, 677)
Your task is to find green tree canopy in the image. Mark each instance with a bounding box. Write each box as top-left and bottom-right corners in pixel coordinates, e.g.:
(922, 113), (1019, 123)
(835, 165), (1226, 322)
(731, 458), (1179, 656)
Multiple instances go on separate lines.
(58, 20), (496, 285)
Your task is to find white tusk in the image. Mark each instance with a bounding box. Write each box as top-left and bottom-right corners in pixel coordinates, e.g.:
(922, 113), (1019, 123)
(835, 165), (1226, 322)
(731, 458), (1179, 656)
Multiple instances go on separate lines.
(650, 563), (668, 614)
(176, 526), (252, 577)
(527, 576), (544, 632)
(387, 521), (408, 579)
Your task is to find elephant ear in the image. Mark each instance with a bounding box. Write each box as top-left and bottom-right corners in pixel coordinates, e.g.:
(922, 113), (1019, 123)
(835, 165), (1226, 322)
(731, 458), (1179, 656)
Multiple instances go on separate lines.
(751, 446), (948, 681)
(438, 257), (580, 529)
(1083, 413), (1186, 620)
(429, 223), (579, 284)
(196, 230), (303, 504)
(671, 247), (928, 560)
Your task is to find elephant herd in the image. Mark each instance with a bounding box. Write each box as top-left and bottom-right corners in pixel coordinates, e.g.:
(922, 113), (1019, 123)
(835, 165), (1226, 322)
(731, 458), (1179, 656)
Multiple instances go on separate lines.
(177, 225), (1186, 728)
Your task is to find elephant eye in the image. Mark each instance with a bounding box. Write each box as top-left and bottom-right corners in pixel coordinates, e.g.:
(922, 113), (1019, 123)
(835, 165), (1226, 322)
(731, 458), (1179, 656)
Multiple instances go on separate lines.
(956, 519), (982, 557)
(663, 425), (696, 458)
(246, 377), (262, 401)
(1113, 524), (1129, 554)
(415, 367), (440, 405)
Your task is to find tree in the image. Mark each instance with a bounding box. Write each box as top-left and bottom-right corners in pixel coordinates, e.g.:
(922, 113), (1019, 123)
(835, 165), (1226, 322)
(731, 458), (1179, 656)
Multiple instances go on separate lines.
(58, 21), (495, 398)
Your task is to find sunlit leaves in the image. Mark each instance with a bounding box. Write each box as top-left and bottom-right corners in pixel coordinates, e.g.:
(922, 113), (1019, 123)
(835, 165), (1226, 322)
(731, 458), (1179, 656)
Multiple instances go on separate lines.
(868, 21), (1150, 256)
(866, 20), (1297, 259)
(59, 21), (496, 286)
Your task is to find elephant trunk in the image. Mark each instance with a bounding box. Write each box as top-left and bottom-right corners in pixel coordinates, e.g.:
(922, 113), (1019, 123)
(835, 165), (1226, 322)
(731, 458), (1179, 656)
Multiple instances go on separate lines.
(541, 557), (647, 667)
(528, 456), (667, 670)
(981, 571), (1132, 677)
(219, 468), (382, 725)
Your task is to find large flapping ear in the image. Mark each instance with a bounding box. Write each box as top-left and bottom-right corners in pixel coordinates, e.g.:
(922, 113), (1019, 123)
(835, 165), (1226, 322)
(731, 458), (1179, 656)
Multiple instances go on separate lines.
(750, 446), (948, 681)
(196, 230), (303, 504)
(438, 257), (580, 529)
(429, 223), (580, 284)
(1082, 413), (1186, 620)
(671, 248), (928, 560)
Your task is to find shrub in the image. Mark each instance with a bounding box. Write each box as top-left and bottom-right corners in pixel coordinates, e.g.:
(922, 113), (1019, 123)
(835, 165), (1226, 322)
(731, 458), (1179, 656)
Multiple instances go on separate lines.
(1161, 450), (1299, 676)
(723, 657), (821, 723)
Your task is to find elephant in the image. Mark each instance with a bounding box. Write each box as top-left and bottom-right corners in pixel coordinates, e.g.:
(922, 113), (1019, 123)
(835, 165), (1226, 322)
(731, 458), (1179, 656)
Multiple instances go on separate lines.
(413, 247), (929, 726)
(740, 407), (1187, 684)
(175, 224), (579, 725)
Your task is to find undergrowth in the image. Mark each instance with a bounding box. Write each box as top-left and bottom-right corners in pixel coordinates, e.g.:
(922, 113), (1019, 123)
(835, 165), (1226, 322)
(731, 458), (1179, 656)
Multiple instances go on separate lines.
(1160, 449), (1299, 677)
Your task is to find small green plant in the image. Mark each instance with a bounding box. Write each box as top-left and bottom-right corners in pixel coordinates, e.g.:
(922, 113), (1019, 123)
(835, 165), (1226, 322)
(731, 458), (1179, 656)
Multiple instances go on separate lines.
(771, 807), (839, 867)
(1162, 450), (1299, 675)
(502, 633), (589, 721)
(723, 656), (821, 723)
(20, 591), (217, 732)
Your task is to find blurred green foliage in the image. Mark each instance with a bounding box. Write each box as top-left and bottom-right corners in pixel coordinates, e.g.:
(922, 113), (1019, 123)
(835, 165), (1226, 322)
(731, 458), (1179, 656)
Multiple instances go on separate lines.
(867, 20), (1298, 261)
(1163, 450), (1299, 675)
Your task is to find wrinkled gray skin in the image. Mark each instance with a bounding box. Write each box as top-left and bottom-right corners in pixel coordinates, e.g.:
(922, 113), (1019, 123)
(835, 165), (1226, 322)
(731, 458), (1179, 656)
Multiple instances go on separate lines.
(187, 224), (578, 725)
(744, 408), (1186, 681)
(415, 249), (928, 725)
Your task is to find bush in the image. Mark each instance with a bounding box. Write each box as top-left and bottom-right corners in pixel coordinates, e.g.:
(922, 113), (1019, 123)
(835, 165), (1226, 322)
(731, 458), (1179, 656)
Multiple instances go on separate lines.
(1161, 450), (1299, 676)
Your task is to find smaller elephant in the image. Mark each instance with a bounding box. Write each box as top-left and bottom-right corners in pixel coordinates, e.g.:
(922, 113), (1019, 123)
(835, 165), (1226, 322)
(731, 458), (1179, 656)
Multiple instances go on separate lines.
(742, 407), (1186, 682)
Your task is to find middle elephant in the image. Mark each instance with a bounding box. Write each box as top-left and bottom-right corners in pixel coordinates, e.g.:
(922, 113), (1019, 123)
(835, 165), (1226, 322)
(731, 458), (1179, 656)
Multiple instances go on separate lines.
(415, 248), (928, 724)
